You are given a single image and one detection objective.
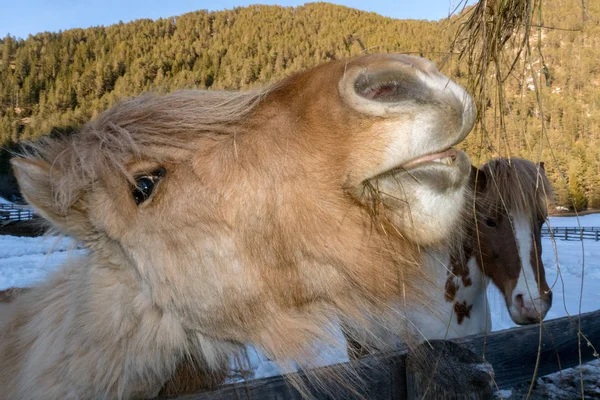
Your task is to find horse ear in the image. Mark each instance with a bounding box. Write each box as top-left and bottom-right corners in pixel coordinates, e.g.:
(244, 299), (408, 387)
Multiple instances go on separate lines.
(11, 157), (78, 233)
(538, 161), (545, 171)
(470, 165), (487, 192)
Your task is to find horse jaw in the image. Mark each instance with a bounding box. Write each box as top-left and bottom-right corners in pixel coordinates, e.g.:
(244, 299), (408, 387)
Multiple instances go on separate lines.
(340, 54), (475, 246)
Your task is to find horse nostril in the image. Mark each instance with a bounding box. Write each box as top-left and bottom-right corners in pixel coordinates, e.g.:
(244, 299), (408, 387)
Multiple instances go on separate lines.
(515, 294), (524, 308)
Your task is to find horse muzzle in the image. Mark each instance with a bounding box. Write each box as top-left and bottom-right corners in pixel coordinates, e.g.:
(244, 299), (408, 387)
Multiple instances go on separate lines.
(509, 290), (552, 325)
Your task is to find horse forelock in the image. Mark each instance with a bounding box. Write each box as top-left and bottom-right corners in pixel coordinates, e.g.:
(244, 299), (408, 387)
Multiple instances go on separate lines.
(479, 158), (553, 222)
(17, 87), (276, 215)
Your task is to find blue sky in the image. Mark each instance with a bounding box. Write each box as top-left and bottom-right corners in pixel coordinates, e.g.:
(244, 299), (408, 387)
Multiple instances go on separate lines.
(2, 0), (472, 39)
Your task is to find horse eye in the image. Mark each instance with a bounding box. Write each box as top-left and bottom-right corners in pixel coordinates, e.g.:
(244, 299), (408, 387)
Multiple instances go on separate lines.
(133, 177), (154, 204)
(132, 168), (166, 205)
(485, 218), (497, 228)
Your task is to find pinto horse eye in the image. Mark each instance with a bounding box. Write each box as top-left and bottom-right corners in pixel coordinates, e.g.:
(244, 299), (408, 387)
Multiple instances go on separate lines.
(132, 167), (166, 205)
(485, 218), (497, 228)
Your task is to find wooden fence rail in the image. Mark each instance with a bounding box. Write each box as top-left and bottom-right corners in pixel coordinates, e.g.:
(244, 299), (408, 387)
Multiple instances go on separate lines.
(156, 310), (600, 400)
(0, 203), (35, 223)
(541, 226), (600, 241)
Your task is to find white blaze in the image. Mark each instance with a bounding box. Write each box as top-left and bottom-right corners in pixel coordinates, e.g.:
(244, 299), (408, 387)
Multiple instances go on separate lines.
(509, 212), (543, 317)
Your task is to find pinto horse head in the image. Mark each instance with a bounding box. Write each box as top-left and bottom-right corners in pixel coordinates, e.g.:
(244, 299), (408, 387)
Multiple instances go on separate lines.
(471, 159), (553, 325)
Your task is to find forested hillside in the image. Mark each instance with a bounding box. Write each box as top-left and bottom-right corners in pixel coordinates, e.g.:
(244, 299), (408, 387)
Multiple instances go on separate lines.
(0, 1), (598, 208)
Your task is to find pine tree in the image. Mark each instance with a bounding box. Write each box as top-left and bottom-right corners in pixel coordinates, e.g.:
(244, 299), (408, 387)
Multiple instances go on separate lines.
(0, 2), (599, 209)
(568, 161), (588, 211)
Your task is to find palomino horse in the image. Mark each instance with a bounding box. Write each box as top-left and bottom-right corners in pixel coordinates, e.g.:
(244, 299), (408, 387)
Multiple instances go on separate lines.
(344, 158), (553, 357)
(1, 54), (475, 399)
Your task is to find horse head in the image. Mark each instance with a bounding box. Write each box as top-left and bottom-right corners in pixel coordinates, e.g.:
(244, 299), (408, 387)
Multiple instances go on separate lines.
(9, 54), (475, 383)
(471, 159), (553, 325)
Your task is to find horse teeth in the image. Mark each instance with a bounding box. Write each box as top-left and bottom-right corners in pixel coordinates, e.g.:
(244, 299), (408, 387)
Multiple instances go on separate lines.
(432, 157), (453, 165)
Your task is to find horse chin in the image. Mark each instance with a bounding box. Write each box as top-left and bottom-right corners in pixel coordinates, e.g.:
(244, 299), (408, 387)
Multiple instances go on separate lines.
(371, 150), (471, 247)
(507, 299), (551, 325)
(508, 309), (545, 325)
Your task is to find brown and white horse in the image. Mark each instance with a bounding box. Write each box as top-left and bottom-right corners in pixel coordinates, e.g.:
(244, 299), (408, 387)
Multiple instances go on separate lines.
(344, 158), (553, 356)
(0, 54), (475, 399)
(469, 159), (553, 326)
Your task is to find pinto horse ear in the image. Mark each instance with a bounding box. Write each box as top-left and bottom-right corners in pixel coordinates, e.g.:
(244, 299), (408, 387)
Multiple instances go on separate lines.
(470, 165), (488, 192)
(11, 157), (85, 235)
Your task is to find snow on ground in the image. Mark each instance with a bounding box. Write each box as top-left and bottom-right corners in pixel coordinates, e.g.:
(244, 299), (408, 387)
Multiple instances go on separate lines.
(0, 214), (598, 383)
(498, 359), (600, 399)
(0, 236), (85, 289)
(545, 213), (600, 227)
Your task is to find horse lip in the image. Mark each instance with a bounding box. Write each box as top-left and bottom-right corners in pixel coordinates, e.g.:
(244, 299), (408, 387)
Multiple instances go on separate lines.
(363, 147), (463, 184)
(400, 148), (458, 170)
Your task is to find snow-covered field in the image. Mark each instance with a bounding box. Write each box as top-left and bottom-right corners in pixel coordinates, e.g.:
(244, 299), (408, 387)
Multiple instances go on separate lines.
(0, 236), (85, 289)
(1, 214), (599, 384)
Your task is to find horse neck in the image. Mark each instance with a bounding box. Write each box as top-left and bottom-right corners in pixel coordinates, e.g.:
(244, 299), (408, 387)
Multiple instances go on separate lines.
(419, 238), (491, 336)
(427, 241), (488, 300)
(0, 248), (195, 399)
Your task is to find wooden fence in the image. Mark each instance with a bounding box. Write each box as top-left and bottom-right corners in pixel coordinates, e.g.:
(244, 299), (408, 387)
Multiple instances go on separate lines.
(157, 309), (600, 400)
(541, 226), (600, 241)
(0, 203), (35, 223)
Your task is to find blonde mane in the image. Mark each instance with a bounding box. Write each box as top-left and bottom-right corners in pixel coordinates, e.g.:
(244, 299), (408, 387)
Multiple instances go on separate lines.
(20, 88), (274, 215)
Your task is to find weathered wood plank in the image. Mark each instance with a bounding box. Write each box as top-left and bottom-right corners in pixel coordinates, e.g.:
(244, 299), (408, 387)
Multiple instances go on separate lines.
(405, 341), (494, 400)
(156, 310), (600, 399)
(457, 309), (600, 389)
(156, 347), (409, 400)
